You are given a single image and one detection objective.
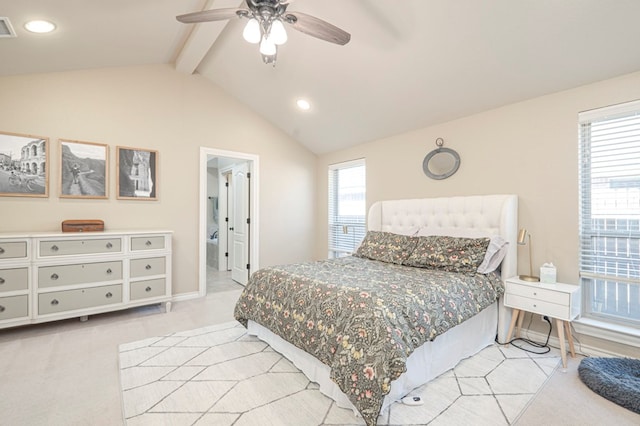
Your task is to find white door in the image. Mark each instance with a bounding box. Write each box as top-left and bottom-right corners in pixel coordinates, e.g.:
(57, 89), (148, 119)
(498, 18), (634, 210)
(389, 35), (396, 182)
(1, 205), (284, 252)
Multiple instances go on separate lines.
(231, 162), (250, 285)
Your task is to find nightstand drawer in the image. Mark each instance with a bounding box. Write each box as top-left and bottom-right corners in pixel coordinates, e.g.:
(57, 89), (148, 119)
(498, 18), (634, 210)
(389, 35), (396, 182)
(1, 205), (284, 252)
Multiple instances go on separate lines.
(0, 267), (29, 292)
(130, 257), (165, 278)
(38, 284), (122, 315)
(131, 236), (166, 251)
(0, 241), (28, 260)
(38, 261), (123, 288)
(39, 238), (122, 257)
(504, 293), (570, 319)
(506, 283), (569, 305)
(0, 295), (28, 320)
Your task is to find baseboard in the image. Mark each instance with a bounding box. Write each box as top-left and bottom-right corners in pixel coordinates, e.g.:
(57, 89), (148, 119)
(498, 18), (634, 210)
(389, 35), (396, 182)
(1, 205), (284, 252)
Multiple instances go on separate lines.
(171, 291), (201, 302)
(523, 329), (632, 358)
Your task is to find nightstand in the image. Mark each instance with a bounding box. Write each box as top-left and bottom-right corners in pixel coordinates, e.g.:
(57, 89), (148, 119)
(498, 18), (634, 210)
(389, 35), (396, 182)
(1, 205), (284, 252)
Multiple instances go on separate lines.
(504, 277), (581, 368)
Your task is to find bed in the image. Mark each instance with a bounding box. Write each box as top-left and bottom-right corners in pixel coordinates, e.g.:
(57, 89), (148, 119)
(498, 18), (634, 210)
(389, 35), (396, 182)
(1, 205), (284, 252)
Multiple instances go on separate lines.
(234, 194), (517, 425)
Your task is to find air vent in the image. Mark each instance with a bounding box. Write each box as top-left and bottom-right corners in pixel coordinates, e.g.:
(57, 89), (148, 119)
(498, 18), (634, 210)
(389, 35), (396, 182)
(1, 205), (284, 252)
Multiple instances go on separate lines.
(0, 17), (17, 38)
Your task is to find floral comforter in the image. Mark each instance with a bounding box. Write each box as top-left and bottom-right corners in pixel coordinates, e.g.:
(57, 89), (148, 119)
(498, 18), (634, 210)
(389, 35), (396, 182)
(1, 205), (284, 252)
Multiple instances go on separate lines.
(234, 256), (504, 426)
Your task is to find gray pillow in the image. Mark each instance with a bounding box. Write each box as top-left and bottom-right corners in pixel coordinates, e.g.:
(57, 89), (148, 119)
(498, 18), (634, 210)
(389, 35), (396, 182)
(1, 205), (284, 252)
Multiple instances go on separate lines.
(355, 231), (418, 264)
(403, 235), (490, 273)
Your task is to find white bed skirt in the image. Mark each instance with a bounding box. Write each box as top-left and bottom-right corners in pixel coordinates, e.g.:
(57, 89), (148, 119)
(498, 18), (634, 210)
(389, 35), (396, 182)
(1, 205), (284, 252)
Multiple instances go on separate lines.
(247, 302), (498, 416)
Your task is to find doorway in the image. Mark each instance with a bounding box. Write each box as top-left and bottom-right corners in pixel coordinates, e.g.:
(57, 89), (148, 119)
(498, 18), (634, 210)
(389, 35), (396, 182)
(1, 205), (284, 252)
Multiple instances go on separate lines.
(199, 147), (259, 296)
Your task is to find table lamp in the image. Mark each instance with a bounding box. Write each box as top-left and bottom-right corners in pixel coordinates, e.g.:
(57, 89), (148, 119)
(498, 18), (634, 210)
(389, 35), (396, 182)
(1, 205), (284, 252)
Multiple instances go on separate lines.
(517, 228), (540, 282)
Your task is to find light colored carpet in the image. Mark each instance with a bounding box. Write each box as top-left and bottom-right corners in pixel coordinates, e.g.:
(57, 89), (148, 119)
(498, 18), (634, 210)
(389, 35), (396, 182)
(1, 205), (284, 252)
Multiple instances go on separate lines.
(516, 353), (640, 425)
(119, 321), (562, 425)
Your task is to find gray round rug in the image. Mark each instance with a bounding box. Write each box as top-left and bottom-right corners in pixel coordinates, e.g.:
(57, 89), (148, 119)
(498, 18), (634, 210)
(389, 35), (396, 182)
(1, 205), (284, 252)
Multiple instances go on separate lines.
(578, 357), (640, 414)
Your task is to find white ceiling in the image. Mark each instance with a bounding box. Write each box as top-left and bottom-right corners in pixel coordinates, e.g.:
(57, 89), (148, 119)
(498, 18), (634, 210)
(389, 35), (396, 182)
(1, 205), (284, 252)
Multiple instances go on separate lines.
(2, 0), (640, 154)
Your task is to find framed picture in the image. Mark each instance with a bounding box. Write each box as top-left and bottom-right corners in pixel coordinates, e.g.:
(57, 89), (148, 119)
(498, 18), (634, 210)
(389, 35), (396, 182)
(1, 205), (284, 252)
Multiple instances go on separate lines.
(59, 139), (108, 199)
(116, 146), (158, 200)
(0, 131), (49, 197)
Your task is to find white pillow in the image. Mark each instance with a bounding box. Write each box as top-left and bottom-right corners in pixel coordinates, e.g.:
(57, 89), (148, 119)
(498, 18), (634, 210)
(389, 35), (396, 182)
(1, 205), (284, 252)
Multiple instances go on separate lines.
(417, 227), (508, 274)
(476, 236), (509, 274)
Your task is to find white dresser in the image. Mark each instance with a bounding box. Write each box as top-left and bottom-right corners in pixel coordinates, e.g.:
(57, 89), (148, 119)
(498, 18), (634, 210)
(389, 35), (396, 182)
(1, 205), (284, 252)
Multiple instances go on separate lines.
(0, 230), (172, 330)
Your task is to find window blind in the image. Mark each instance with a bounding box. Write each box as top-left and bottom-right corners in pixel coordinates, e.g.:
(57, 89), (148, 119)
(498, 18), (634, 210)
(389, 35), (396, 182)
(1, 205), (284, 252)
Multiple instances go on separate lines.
(328, 159), (366, 258)
(578, 99), (640, 324)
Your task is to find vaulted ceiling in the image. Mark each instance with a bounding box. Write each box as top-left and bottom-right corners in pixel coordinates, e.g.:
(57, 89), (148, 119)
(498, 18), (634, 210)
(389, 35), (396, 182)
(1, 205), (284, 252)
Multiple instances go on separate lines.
(3, 0), (640, 154)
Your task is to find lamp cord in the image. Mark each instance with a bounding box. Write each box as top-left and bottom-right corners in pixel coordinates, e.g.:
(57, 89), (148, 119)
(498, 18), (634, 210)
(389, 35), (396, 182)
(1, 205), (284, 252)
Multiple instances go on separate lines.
(495, 315), (552, 355)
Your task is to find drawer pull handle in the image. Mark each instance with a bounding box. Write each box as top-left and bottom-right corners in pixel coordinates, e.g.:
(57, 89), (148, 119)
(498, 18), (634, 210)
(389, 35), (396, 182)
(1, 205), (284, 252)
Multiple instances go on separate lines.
(51, 245), (59, 252)
(51, 273), (59, 280)
(51, 299), (59, 306)
(145, 264), (152, 270)
(145, 240), (152, 246)
(0, 305), (5, 312)
(0, 278), (5, 284)
(106, 268), (112, 274)
(0, 247), (4, 254)
(533, 292), (537, 296)
(106, 242), (113, 249)
(106, 292), (113, 298)
(145, 286), (152, 292)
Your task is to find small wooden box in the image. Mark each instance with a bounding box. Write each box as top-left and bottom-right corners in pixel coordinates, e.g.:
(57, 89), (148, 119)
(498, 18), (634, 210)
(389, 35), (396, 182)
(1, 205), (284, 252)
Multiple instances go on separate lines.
(61, 220), (104, 233)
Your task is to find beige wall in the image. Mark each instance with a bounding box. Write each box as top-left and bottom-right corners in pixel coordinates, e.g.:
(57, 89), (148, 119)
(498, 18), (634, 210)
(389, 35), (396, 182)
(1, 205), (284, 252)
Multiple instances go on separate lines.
(0, 64), (317, 295)
(316, 71), (640, 355)
(316, 70), (640, 280)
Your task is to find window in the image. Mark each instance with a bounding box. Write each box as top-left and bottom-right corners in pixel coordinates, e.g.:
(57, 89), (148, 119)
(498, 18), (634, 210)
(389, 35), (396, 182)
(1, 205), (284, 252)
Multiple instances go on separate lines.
(328, 159), (366, 258)
(578, 100), (640, 326)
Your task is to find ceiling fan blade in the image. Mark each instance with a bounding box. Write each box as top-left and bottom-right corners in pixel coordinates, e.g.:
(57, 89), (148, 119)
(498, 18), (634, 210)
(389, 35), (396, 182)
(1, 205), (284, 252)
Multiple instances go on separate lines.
(176, 8), (243, 24)
(284, 11), (351, 45)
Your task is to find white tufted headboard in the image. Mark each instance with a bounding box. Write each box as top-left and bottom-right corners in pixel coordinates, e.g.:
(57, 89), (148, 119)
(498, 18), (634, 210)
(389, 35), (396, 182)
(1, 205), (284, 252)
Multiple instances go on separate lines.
(367, 194), (518, 341)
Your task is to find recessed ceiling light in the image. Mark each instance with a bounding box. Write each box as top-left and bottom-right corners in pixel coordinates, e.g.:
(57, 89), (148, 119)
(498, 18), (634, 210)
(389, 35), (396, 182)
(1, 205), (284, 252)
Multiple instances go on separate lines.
(24, 20), (56, 34)
(296, 99), (311, 111)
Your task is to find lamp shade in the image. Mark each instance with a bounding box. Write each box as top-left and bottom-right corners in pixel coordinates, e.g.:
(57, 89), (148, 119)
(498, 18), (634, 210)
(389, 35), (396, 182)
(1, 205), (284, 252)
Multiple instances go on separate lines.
(270, 19), (287, 45)
(517, 228), (528, 245)
(242, 18), (261, 44)
(259, 35), (277, 56)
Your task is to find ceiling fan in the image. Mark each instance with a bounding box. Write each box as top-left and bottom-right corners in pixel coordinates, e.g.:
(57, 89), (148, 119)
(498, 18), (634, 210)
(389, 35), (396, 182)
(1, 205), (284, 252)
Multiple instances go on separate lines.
(177, 0), (351, 65)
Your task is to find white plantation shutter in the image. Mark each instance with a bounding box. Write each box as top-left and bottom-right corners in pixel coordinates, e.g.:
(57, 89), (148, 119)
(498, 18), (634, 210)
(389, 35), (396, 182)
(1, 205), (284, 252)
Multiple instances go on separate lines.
(328, 159), (366, 258)
(578, 99), (640, 325)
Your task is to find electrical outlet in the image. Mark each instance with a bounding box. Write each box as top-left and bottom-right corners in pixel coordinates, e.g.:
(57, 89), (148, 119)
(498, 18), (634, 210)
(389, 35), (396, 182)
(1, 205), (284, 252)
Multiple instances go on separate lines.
(540, 315), (546, 322)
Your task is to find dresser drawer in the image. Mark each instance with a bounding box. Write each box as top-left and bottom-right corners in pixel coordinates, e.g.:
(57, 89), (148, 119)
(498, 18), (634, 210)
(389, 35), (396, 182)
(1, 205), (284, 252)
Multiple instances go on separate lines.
(0, 295), (29, 321)
(506, 283), (569, 305)
(504, 293), (570, 320)
(130, 278), (166, 301)
(0, 267), (29, 292)
(0, 241), (28, 260)
(39, 238), (122, 257)
(38, 284), (122, 315)
(130, 257), (165, 278)
(131, 236), (166, 251)
(38, 261), (123, 288)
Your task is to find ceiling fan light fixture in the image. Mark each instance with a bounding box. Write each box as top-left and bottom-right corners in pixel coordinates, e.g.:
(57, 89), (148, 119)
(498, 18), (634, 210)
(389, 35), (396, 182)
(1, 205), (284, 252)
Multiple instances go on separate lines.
(242, 18), (261, 44)
(176, 1), (350, 65)
(259, 35), (276, 56)
(269, 19), (287, 45)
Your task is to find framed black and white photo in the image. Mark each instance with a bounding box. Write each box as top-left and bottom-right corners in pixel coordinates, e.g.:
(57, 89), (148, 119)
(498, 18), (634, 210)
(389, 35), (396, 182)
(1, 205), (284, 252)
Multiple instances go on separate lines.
(116, 146), (157, 200)
(59, 139), (108, 199)
(0, 131), (49, 197)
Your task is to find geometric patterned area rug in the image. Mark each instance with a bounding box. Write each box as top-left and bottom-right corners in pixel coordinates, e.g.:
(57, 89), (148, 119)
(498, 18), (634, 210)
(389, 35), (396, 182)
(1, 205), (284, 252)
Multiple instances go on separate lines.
(119, 321), (561, 426)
